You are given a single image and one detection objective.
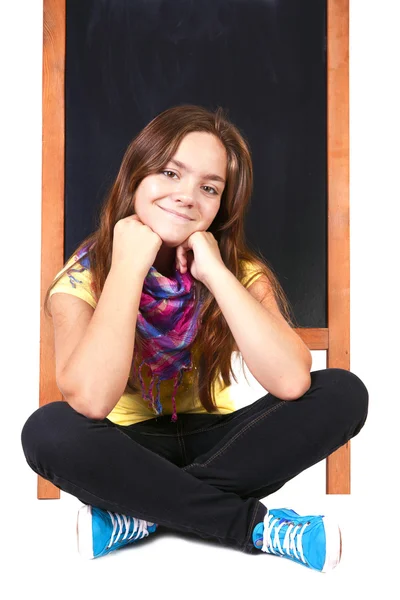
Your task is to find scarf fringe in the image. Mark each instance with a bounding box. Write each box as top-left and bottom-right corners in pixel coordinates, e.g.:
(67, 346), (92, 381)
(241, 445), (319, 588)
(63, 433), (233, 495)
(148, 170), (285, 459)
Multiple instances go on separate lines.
(136, 359), (185, 422)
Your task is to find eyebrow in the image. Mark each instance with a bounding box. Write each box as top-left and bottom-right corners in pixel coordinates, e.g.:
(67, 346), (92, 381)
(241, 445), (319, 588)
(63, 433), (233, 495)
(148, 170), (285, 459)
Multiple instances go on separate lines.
(169, 159), (226, 184)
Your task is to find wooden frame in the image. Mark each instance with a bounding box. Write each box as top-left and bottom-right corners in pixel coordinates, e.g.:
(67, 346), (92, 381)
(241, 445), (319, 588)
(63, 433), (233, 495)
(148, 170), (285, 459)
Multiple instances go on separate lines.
(39, 0), (350, 498)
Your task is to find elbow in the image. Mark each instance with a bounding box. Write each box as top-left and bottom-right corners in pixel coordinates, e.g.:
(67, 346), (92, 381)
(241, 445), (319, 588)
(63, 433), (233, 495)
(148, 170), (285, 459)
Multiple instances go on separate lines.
(282, 373), (312, 401)
(58, 374), (108, 420)
(63, 392), (106, 421)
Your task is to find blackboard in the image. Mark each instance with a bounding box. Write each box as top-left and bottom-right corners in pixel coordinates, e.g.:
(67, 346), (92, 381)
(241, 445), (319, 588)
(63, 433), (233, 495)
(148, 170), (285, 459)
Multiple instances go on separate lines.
(65, 0), (327, 327)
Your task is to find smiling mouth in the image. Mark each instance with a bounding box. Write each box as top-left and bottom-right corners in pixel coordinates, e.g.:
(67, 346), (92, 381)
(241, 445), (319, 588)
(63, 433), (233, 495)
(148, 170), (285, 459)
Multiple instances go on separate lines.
(159, 206), (192, 221)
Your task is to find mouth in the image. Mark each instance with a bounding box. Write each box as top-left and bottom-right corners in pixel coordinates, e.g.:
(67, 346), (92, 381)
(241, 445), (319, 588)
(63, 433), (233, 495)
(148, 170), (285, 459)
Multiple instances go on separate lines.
(159, 206), (193, 222)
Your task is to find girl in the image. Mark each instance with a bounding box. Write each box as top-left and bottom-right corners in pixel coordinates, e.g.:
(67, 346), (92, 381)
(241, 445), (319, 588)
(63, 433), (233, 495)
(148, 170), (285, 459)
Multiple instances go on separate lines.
(21, 104), (368, 572)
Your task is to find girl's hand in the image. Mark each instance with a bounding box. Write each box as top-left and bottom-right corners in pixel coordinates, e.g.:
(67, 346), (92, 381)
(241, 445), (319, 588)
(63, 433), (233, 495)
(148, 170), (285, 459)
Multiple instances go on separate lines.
(112, 214), (162, 278)
(175, 230), (225, 285)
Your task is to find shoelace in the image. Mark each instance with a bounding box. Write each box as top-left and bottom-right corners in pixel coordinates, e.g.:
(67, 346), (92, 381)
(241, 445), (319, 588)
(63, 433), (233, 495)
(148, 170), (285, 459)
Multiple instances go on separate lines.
(262, 509), (310, 565)
(106, 511), (149, 549)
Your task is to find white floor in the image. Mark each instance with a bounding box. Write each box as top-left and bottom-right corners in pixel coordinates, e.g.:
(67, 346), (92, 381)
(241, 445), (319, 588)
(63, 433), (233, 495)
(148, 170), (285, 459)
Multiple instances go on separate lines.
(6, 478), (391, 600)
(7, 353), (394, 599)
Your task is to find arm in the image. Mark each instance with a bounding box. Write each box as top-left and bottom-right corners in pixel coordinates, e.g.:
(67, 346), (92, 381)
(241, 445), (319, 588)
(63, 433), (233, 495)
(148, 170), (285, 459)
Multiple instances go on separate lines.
(57, 264), (144, 419)
(203, 265), (312, 401)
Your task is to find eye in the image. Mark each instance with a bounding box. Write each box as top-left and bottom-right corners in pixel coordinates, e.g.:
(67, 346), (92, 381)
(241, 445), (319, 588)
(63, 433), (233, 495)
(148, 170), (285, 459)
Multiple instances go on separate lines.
(161, 170), (178, 179)
(202, 185), (218, 195)
(161, 170), (218, 195)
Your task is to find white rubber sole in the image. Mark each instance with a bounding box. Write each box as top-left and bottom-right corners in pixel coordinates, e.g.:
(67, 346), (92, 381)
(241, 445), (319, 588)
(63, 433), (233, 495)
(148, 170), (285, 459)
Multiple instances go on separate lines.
(321, 517), (342, 572)
(77, 504), (95, 559)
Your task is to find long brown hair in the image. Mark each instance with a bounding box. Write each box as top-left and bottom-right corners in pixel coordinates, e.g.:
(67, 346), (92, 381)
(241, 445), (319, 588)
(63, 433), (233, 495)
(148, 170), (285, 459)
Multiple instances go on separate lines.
(44, 104), (299, 413)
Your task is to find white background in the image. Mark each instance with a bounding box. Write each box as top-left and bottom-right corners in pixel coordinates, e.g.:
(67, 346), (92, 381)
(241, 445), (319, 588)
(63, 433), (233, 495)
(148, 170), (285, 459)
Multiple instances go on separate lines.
(1, 1), (398, 597)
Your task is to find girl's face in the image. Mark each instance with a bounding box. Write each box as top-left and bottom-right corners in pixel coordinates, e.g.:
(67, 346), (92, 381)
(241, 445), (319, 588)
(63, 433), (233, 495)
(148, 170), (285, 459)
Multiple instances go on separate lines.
(133, 131), (227, 246)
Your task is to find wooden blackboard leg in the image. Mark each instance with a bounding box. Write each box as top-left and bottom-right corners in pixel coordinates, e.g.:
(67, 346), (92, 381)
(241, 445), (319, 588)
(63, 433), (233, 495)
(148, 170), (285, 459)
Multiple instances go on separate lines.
(326, 444), (351, 494)
(39, 0), (65, 500)
(38, 476), (60, 500)
(326, 0), (350, 494)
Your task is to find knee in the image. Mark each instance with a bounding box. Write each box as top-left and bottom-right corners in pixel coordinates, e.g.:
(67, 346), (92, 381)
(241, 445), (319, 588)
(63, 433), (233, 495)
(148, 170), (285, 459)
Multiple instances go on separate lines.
(21, 401), (70, 467)
(314, 368), (369, 432)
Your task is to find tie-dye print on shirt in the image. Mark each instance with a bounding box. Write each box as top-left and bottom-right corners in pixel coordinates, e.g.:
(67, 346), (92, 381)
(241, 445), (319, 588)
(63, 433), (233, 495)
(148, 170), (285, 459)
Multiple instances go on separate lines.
(49, 245), (97, 309)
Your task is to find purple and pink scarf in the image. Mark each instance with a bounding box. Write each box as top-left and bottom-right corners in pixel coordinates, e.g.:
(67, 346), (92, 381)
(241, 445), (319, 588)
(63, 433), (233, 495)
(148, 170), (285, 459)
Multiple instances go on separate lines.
(132, 265), (201, 422)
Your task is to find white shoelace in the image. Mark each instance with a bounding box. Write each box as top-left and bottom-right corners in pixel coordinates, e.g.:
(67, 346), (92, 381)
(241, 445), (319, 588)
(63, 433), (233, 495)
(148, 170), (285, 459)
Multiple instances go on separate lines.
(106, 511), (149, 549)
(262, 509), (309, 564)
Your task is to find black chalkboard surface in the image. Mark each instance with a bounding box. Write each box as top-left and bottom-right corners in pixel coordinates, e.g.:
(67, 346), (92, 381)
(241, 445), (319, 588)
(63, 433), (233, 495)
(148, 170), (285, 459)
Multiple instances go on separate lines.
(65, 0), (327, 327)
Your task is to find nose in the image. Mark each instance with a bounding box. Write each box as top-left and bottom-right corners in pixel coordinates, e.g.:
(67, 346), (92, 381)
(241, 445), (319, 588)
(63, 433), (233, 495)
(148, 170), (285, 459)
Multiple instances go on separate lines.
(170, 191), (193, 206)
(174, 175), (200, 201)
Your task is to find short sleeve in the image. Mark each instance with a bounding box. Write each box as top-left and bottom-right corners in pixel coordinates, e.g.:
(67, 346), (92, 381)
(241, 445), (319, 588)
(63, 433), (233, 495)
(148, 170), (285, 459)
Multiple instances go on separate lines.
(49, 254), (97, 309)
(240, 259), (264, 289)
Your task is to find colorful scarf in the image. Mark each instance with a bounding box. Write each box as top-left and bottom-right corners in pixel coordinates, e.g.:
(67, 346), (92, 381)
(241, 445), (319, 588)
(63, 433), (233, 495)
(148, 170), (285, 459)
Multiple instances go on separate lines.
(132, 265), (202, 422)
(71, 244), (201, 422)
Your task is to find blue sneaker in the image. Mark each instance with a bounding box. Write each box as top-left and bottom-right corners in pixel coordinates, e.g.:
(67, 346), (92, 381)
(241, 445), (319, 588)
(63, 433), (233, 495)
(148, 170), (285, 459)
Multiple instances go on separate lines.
(252, 507), (342, 572)
(77, 504), (158, 559)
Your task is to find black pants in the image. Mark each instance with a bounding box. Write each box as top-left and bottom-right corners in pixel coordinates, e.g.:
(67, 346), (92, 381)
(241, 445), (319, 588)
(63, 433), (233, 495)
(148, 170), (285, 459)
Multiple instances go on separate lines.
(21, 368), (368, 554)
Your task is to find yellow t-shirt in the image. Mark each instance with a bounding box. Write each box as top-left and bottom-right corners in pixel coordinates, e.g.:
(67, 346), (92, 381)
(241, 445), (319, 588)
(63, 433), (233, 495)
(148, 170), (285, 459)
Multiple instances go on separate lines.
(49, 253), (262, 425)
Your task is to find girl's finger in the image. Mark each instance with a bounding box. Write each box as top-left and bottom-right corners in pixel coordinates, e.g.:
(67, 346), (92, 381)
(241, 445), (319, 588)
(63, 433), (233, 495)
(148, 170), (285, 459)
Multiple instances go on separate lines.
(179, 245), (187, 267)
(176, 246), (183, 272)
